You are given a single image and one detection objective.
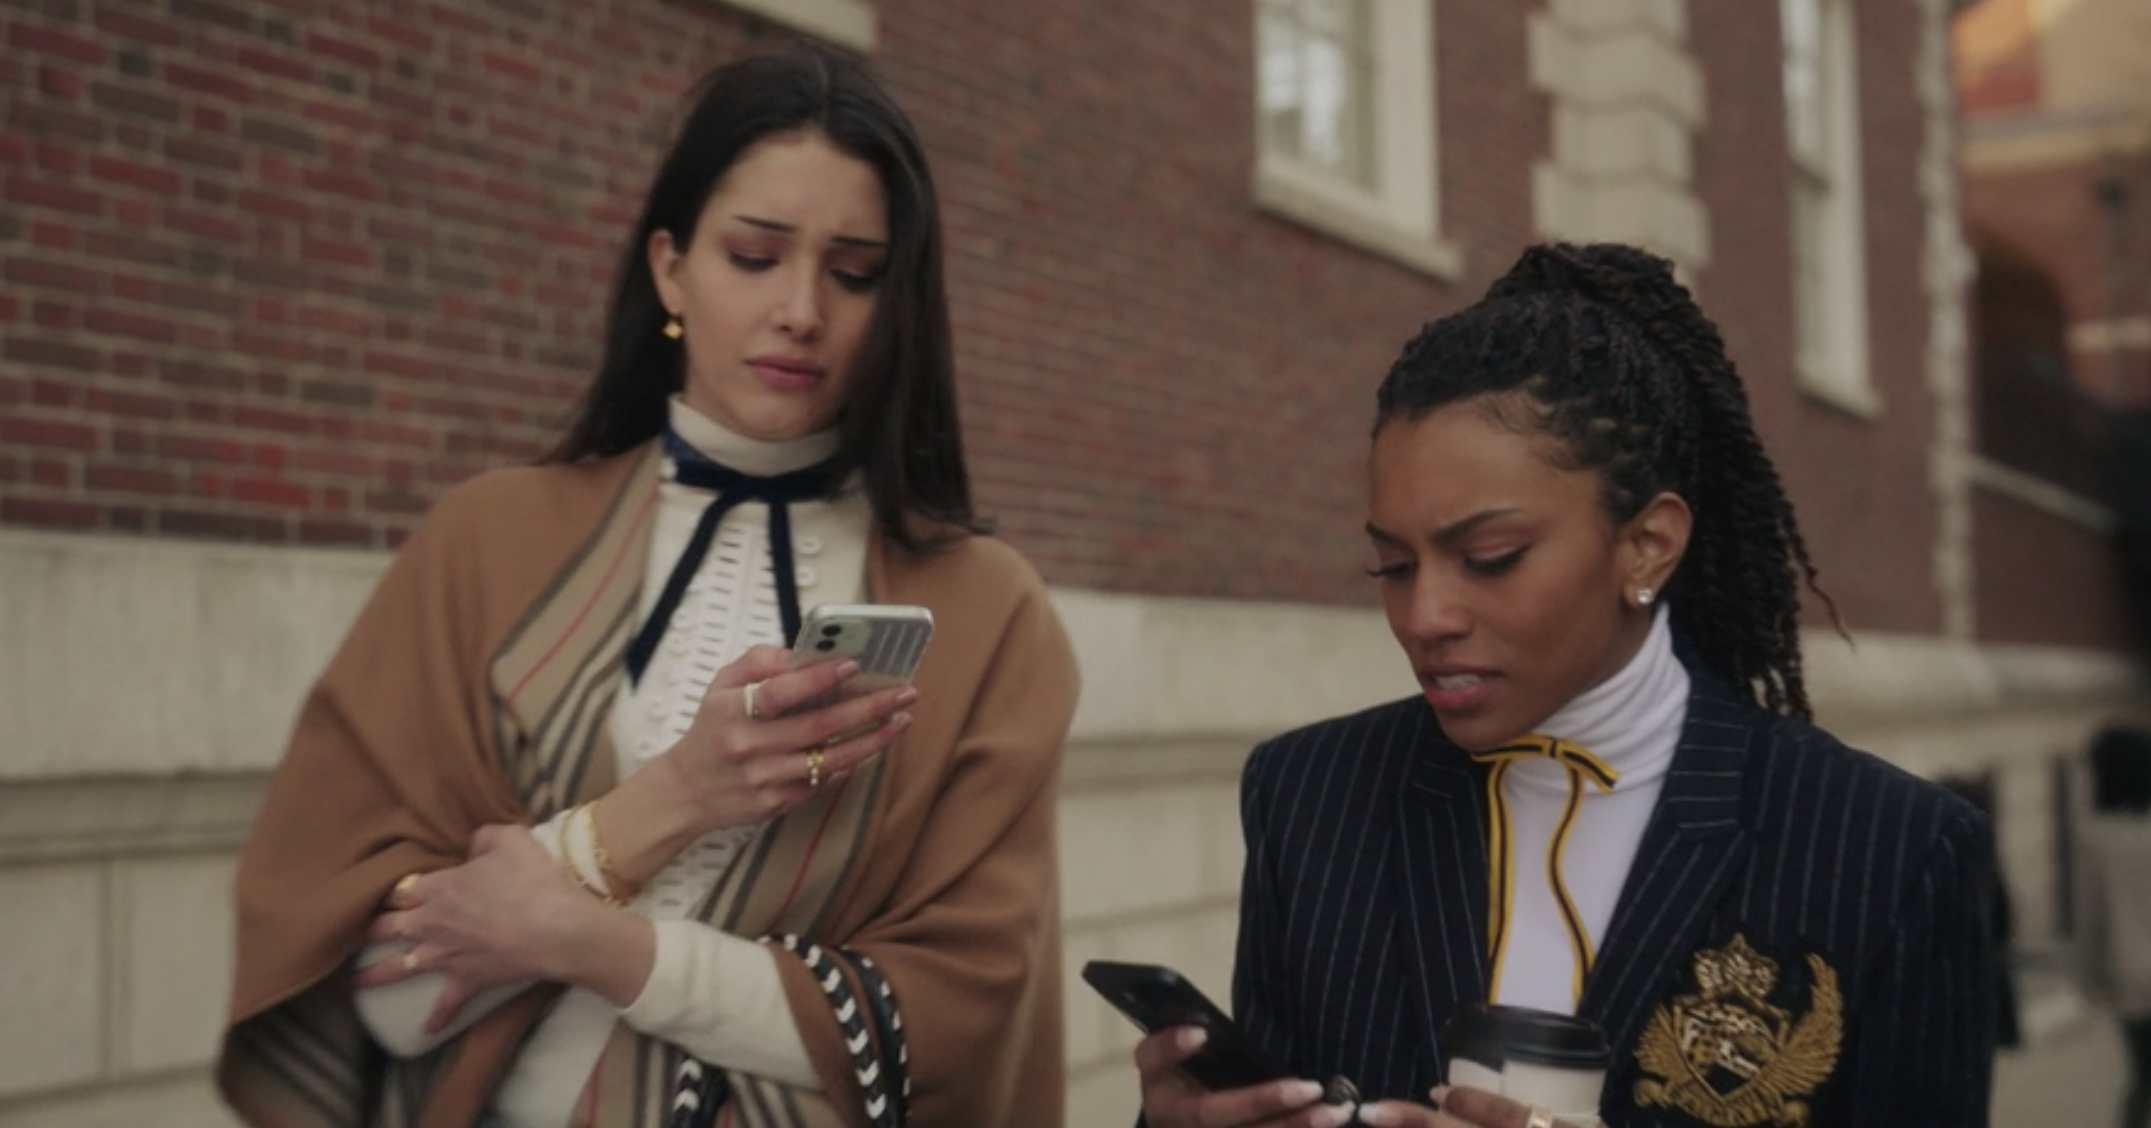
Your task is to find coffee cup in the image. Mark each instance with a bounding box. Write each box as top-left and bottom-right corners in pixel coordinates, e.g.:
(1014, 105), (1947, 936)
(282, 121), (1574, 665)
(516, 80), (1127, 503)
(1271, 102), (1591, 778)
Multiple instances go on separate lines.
(1439, 1003), (1609, 1124)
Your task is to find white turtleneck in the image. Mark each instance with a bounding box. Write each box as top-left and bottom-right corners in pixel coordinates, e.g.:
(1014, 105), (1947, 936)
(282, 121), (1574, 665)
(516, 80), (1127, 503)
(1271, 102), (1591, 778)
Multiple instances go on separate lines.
(1488, 604), (1688, 1014)
(357, 399), (873, 1127)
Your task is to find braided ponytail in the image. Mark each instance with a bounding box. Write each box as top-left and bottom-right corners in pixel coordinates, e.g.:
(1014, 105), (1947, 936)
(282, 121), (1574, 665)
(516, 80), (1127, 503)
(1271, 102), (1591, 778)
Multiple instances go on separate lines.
(1374, 242), (1837, 717)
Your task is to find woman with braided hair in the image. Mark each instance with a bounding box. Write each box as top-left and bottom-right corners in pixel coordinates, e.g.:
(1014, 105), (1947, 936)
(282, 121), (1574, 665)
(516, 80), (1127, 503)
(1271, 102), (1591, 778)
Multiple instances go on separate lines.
(1130, 243), (1996, 1128)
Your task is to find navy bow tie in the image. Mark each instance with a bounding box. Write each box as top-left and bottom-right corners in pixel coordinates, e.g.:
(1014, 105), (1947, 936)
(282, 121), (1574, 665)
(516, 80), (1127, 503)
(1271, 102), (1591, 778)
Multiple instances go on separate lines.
(622, 429), (840, 684)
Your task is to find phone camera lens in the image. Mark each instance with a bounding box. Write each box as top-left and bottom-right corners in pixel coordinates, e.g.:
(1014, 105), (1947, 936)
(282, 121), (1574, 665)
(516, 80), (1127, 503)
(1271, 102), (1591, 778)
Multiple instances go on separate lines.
(821, 624), (841, 638)
(816, 639), (836, 652)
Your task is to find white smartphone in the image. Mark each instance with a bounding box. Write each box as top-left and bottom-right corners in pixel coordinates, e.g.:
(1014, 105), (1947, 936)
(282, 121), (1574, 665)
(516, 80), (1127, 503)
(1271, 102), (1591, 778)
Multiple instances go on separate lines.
(786, 603), (934, 721)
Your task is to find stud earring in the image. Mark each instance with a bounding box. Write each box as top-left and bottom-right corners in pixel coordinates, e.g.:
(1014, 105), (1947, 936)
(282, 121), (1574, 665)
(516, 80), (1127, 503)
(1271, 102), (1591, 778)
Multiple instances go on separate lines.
(1635, 587), (1655, 607)
(662, 314), (683, 340)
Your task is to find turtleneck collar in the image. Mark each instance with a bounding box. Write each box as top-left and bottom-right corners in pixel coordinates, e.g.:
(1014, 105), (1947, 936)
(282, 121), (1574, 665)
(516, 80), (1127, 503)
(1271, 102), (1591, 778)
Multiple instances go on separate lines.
(1505, 604), (1689, 792)
(667, 396), (840, 479)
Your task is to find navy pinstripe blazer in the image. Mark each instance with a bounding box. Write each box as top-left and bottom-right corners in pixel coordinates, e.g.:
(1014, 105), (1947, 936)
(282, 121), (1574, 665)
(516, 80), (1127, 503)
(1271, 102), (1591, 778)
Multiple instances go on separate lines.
(1232, 665), (1996, 1127)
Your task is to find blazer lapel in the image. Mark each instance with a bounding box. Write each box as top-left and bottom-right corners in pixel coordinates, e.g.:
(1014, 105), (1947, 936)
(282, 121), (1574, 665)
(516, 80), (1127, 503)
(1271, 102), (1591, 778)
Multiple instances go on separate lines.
(1394, 730), (1492, 1076)
(1577, 675), (1757, 1051)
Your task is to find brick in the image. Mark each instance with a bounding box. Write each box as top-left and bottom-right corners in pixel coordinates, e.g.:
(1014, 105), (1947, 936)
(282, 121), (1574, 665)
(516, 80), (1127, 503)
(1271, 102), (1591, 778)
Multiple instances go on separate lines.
(163, 61), (253, 103)
(84, 464), (178, 493)
(306, 30), (381, 70)
(163, 135), (246, 170)
(237, 115), (317, 154)
(92, 9), (185, 47)
(231, 188), (311, 223)
(4, 177), (104, 217)
(29, 299), (74, 329)
(38, 64), (83, 100)
(154, 432), (244, 461)
(0, 496), (99, 527)
(299, 235), (370, 268)
(155, 507), (287, 540)
(229, 475), (308, 506)
(297, 517), (374, 545)
(88, 81), (179, 122)
(0, 416), (98, 450)
(7, 101), (104, 143)
(83, 308), (180, 343)
(8, 23), (107, 66)
(167, 0), (253, 33)
(232, 46), (313, 84)
(300, 168), (377, 202)
(88, 154), (182, 194)
(4, 336), (97, 371)
(162, 205), (245, 243)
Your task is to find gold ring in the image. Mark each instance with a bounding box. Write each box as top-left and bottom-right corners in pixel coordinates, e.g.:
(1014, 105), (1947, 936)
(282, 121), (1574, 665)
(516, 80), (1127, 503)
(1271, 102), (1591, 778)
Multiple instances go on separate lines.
(400, 949), (420, 974)
(806, 749), (826, 789)
(391, 872), (420, 908)
(743, 681), (763, 721)
(1523, 1108), (1556, 1128)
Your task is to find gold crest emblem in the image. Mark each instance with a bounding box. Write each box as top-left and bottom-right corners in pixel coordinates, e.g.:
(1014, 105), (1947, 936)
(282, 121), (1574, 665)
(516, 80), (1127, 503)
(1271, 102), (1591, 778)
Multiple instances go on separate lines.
(1633, 934), (1843, 1127)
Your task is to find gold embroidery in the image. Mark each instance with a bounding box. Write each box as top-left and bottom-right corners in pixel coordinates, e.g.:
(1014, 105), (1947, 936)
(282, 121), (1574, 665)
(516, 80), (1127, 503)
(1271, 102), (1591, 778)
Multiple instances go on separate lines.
(1634, 934), (1844, 1128)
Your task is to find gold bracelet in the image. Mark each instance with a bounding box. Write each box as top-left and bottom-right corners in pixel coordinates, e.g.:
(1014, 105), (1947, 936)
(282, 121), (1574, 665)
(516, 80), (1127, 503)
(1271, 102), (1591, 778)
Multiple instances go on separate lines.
(556, 803), (624, 907)
(579, 801), (640, 904)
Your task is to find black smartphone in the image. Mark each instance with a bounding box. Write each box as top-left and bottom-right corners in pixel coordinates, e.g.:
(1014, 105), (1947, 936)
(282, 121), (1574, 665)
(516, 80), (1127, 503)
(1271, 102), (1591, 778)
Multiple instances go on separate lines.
(1079, 959), (1293, 1091)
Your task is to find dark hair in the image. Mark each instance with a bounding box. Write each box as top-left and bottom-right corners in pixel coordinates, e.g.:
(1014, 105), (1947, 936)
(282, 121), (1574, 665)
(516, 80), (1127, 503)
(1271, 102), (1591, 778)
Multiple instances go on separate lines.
(547, 45), (980, 550)
(2090, 725), (2151, 814)
(1372, 242), (1837, 717)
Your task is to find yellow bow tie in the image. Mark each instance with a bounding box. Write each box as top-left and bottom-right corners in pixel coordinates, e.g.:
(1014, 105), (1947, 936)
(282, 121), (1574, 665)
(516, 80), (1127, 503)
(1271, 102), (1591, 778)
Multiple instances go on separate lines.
(1471, 734), (1620, 793)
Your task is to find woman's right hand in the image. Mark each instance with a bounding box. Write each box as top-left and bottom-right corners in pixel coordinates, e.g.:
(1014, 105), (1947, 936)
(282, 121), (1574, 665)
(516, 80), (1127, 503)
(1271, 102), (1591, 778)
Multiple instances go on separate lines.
(659, 644), (915, 832)
(1137, 1027), (1356, 1128)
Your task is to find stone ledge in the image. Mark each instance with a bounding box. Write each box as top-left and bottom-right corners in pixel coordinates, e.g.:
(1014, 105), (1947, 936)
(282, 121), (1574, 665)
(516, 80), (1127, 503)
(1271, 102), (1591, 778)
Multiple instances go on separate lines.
(0, 775), (264, 864)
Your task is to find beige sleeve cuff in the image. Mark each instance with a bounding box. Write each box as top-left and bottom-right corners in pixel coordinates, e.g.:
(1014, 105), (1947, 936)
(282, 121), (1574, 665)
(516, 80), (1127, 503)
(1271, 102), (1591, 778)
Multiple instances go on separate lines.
(619, 920), (819, 1089)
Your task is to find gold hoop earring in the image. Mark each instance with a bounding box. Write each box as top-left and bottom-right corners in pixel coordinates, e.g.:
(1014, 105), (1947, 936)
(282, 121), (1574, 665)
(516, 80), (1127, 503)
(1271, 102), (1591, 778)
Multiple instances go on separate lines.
(662, 314), (683, 340)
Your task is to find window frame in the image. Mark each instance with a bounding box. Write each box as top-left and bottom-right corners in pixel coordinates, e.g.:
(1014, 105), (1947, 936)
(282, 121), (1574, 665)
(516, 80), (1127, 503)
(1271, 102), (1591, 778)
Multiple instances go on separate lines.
(1782, 0), (1879, 417)
(1252, 0), (1460, 280)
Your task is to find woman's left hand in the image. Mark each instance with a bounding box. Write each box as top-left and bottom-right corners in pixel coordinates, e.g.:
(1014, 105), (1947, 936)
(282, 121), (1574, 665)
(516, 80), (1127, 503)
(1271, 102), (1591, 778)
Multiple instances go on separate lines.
(1356, 1086), (1602, 1128)
(353, 825), (619, 1033)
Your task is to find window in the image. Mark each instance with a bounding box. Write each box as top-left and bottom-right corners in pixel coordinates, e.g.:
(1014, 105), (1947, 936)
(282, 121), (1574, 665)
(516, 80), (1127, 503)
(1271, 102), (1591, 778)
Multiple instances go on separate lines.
(1782, 0), (1876, 414)
(1254, 0), (1458, 279)
(713, 0), (875, 53)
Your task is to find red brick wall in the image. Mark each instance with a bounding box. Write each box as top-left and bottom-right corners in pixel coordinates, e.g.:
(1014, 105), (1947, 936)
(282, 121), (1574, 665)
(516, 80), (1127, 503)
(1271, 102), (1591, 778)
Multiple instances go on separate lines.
(0, 0), (1552, 603)
(0, 0), (1968, 621)
(1973, 487), (2138, 650)
(1689, 0), (1945, 637)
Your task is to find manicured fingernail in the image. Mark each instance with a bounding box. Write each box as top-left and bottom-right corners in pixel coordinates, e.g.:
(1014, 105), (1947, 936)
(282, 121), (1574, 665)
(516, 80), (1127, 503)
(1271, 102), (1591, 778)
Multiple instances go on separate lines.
(1356, 1104), (1400, 1127)
(1281, 1080), (1324, 1104)
(1427, 1085), (1452, 1106)
(837, 660), (860, 678)
(895, 687), (918, 706)
(1175, 1026), (1208, 1051)
(1309, 1103), (1352, 1128)
(891, 713), (914, 733)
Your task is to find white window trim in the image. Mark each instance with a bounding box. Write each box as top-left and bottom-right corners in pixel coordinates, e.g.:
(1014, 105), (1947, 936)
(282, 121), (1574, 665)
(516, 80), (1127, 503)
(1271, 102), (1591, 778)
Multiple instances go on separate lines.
(713, 0), (876, 53)
(1252, 0), (1462, 280)
(1790, 0), (1878, 418)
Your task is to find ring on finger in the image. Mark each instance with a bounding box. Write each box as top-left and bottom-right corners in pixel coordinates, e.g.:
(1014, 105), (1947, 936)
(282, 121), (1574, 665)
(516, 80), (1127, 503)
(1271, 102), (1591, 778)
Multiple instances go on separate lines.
(742, 681), (764, 721)
(806, 748), (826, 790)
(1523, 1108), (1556, 1128)
(390, 872), (420, 908)
(400, 949), (421, 974)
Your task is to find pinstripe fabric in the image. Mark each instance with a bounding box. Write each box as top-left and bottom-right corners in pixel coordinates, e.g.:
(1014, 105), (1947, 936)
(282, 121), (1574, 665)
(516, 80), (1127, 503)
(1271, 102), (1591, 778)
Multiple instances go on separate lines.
(1232, 663), (1997, 1127)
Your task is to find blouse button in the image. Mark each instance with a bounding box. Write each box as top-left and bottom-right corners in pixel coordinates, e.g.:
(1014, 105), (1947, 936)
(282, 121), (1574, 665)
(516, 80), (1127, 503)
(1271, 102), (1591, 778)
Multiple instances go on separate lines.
(795, 565), (818, 587)
(797, 535), (823, 556)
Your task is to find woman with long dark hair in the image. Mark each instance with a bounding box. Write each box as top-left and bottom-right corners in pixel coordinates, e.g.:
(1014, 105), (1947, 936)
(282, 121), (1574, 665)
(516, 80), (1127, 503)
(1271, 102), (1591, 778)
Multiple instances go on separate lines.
(217, 47), (1077, 1128)
(1129, 243), (1996, 1128)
